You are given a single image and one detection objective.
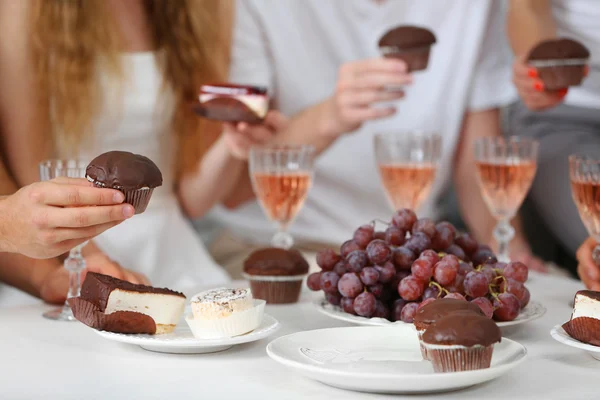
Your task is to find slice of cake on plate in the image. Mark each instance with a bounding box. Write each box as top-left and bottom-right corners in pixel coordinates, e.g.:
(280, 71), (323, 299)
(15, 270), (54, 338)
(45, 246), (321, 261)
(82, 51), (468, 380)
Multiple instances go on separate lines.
(562, 290), (600, 346)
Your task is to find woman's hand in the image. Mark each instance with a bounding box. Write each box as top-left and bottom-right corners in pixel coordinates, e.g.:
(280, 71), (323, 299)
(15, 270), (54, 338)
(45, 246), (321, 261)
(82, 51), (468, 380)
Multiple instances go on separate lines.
(512, 57), (570, 111)
(577, 237), (600, 291)
(0, 177), (135, 259)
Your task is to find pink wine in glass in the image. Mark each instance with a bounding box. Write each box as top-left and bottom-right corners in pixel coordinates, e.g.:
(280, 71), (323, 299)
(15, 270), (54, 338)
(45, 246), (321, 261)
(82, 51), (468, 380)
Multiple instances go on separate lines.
(476, 160), (537, 219)
(571, 179), (600, 240)
(252, 172), (312, 226)
(378, 163), (436, 210)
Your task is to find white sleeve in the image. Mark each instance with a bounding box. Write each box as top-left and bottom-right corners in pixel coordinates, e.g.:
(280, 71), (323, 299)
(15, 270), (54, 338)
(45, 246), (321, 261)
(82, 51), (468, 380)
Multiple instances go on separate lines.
(228, 0), (275, 92)
(468, 1), (517, 111)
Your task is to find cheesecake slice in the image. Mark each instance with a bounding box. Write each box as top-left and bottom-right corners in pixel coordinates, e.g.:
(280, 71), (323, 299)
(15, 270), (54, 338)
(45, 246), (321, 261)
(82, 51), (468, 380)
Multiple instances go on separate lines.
(571, 290), (600, 320)
(562, 290), (600, 346)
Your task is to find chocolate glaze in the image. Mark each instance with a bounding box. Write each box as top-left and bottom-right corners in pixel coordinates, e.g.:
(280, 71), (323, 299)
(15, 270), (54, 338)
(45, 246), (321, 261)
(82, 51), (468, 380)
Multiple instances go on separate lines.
(414, 298), (484, 329)
(575, 290), (600, 302)
(244, 248), (309, 276)
(81, 272), (185, 312)
(86, 151), (162, 190)
(192, 97), (264, 124)
(379, 25), (436, 49)
(423, 312), (501, 347)
(200, 83), (268, 96)
(528, 38), (590, 61)
(69, 297), (157, 334)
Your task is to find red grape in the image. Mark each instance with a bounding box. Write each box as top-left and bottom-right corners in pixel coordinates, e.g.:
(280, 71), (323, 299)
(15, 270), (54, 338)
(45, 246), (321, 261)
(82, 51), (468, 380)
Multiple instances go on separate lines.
(444, 292), (466, 301)
(366, 239), (392, 265)
(346, 250), (368, 273)
(499, 278), (527, 305)
(504, 261), (528, 283)
(418, 298), (437, 310)
(455, 233), (478, 256)
(445, 273), (465, 293)
(392, 299), (407, 321)
(320, 271), (340, 294)
(432, 227), (454, 251)
(385, 226), (406, 246)
(373, 231), (386, 240)
(340, 240), (361, 258)
(341, 297), (356, 314)
(333, 261), (347, 276)
(423, 285), (442, 300)
(472, 247), (498, 266)
(338, 273), (363, 298)
(420, 249), (440, 265)
(375, 262), (395, 283)
(520, 287), (531, 309)
(353, 224), (375, 248)
(354, 292), (376, 317)
(393, 247), (416, 270)
(445, 244), (467, 261)
(411, 258), (434, 281)
(405, 232), (432, 255)
(412, 218), (436, 239)
(480, 265), (498, 283)
(398, 276), (425, 301)
(436, 221), (457, 238)
(464, 271), (489, 298)
(391, 270), (410, 289)
(360, 267), (380, 285)
(307, 272), (322, 291)
(400, 302), (419, 323)
(368, 283), (384, 298)
(433, 256), (459, 286)
(326, 292), (342, 306)
(471, 297), (494, 318)
(316, 249), (341, 271)
(493, 293), (520, 321)
(458, 262), (475, 276)
(392, 209), (417, 231)
(373, 300), (390, 319)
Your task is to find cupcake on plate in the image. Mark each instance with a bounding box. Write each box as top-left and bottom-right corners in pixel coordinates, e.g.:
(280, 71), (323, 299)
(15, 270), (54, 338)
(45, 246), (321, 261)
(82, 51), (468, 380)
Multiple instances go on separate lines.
(86, 151), (162, 214)
(378, 25), (436, 72)
(243, 248), (309, 304)
(527, 38), (590, 90)
(422, 312), (501, 373)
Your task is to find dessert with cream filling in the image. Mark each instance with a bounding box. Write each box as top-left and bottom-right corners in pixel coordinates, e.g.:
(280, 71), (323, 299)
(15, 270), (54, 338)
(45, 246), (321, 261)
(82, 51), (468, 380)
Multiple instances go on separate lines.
(191, 288), (253, 320)
(193, 84), (269, 124)
(562, 290), (600, 346)
(378, 25), (437, 72)
(527, 38), (590, 90)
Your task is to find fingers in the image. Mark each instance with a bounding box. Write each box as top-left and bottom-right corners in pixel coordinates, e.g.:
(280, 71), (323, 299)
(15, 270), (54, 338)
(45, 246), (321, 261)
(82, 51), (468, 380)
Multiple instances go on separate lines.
(343, 72), (413, 91)
(576, 237), (599, 280)
(45, 204), (134, 228)
(50, 221), (123, 243)
(338, 89), (405, 108)
(512, 60), (567, 111)
(237, 124), (275, 143)
(263, 110), (289, 131)
(340, 106), (397, 124)
(50, 177), (94, 187)
(349, 58), (407, 75)
(36, 182), (125, 206)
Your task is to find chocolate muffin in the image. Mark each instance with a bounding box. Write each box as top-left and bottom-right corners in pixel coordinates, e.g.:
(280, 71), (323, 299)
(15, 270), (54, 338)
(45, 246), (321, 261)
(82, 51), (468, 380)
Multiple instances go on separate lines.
(527, 38), (590, 90)
(243, 248), (309, 304)
(86, 151), (162, 214)
(378, 25), (437, 72)
(193, 83), (269, 124)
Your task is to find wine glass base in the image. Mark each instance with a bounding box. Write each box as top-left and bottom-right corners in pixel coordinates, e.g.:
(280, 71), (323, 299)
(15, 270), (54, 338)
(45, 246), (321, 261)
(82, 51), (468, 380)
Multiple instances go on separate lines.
(43, 307), (76, 321)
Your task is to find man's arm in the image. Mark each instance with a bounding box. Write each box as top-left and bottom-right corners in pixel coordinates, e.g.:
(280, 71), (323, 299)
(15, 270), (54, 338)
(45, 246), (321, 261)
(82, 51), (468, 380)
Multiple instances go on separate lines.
(507, 0), (556, 56)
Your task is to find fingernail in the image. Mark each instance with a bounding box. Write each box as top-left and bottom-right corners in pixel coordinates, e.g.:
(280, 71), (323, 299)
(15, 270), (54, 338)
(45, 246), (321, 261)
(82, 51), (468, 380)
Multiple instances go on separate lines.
(113, 192), (125, 203)
(533, 81), (544, 91)
(123, 205), (135, 218)
(527, 68), (538, 78)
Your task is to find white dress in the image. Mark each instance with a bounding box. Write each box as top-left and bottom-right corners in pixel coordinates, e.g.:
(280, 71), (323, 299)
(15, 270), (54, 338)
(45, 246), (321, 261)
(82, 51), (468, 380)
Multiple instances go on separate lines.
(71, 52), (230, 292)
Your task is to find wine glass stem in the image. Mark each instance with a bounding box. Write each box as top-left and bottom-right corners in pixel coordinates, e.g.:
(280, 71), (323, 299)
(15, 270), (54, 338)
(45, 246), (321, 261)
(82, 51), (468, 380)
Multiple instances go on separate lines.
(493, 218), (515, 263)
(63, 246), (86, 315)
(272, 224), (294, 249)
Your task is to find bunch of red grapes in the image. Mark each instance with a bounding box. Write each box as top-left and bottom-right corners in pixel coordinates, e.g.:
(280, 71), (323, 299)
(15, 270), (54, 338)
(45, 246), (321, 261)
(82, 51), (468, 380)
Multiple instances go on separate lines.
(307, 209), (530, 323)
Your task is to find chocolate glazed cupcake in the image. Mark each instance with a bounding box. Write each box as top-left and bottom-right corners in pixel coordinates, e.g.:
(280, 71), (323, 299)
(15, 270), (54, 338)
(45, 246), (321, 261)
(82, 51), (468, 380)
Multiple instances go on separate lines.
(86, 151), (162, 214)
(379, 25), (437, 72)
(527, 38), (590, 90)
(243, 248), (309, 304)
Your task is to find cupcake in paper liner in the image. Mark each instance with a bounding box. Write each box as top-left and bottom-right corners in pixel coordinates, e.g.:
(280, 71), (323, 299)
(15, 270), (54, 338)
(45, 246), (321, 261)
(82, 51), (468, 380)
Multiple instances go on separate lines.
(527, 38), (590, 90)
(86, 151), (162, 214)
(422, 312), (501, 373)
(378, 25), (436, 72)
(562, 317), (600, 347)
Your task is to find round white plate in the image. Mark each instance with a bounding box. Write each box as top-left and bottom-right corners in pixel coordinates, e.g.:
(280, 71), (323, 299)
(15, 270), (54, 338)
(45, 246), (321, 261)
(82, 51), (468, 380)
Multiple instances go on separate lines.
(94, 314), (280, 354)
(267, 326), (527, 394)
(315, 299), (546, 328)
(550, 324), (600, 361)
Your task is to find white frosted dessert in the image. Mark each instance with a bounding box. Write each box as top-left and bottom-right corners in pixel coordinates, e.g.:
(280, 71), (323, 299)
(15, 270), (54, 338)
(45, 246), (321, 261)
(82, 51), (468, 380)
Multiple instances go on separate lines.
(571, 290), (600, 320)
(199, 93), (268, 118)
(191, 288), (253, 320)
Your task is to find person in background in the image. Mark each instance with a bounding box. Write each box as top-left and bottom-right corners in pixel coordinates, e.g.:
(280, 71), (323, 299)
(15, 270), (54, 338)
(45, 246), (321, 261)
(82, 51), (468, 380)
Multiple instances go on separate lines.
(506, 0), (599, 275)
(184, 0), (546, 277)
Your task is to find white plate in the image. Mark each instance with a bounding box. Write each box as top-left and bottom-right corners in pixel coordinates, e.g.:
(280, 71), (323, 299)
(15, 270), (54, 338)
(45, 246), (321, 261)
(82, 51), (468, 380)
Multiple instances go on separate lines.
(94, 314), (280, 354)
(550, 324), (600, 361)
(315, 299), (546, 329)
(267, 326), (527, 394)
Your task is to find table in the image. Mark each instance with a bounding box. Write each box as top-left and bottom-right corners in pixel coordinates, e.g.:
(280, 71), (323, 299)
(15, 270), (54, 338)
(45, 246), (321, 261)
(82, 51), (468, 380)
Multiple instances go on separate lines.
(1, 272), (599, 400)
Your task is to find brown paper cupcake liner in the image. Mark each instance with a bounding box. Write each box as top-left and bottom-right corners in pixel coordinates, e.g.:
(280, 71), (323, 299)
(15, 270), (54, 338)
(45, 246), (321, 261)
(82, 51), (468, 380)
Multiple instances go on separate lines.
(381, 46), (431, 72)
(536, 65), (586, 90)
(562, 317), (600, 347)
(243, 274), (304, 304)
(90, 178), (155, 215)
(424, 344), (494, 373)
(69, 297), (157, 334)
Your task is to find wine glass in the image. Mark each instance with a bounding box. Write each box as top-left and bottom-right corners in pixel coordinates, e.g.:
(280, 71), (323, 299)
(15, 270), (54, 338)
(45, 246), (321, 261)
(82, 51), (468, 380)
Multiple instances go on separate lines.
(39, 159), (89, 321)
(474, 137), (539, 262)
(374, 131), (442, 211)
(249, 145), (315, 249)
(569, 155), (600, 264)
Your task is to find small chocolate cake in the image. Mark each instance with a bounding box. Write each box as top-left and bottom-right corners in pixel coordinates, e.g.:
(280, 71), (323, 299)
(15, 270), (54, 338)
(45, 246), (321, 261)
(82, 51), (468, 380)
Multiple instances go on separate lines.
(562, 290), (600, 347)
(86, 151), (162, 214)
(378, 25), (437, 72)
(243, 248), (309, 304)
(193, 83), (269, 124)
(527, 38), (590, 90)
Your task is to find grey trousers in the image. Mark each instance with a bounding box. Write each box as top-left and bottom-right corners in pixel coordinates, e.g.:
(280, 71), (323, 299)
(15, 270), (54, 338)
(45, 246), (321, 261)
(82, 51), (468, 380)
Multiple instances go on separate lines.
(505, 101), (600, 259)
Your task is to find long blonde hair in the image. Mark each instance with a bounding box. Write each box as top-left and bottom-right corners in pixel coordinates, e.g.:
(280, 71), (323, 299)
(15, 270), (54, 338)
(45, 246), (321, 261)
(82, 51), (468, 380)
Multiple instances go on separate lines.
(29, 0), (232, 177)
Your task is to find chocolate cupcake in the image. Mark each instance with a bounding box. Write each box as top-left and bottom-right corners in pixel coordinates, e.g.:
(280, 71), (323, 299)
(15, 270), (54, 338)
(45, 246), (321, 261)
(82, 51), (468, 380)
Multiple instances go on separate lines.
(422, 312), (501, 373)
(527, 38), (590, 90)
(378, 25), (436, 72)
(243, 248), (309, 304)
(86, 151), (162, 214)
(192, 83), (269, 124)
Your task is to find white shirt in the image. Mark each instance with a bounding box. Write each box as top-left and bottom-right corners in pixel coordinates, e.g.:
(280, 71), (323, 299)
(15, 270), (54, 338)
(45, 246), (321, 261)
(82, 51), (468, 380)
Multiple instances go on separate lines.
(552, 0), (600, 109)
(212, 0), (514, 247)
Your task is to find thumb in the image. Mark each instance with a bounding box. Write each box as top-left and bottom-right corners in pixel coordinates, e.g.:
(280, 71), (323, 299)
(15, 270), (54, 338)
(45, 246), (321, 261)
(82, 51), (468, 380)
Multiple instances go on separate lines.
(265, 110), (289, 131)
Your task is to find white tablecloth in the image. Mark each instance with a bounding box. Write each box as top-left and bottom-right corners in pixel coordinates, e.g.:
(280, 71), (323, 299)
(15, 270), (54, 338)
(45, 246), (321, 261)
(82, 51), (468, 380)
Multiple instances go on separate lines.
(1, 272), (598, 400)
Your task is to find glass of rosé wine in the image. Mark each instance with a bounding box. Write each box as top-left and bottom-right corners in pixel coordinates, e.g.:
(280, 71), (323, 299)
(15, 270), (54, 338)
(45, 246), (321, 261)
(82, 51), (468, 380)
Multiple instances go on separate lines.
(474, 137), (538, 262)
(374, 131), (442, 212)
(570, 155), (600, 265)
(250, 145), (315, 249)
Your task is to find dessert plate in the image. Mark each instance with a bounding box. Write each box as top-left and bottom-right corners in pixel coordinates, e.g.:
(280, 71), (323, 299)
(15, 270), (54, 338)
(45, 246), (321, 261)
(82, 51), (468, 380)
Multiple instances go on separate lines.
(550, 324), (600, 361)
(267, 326), (527, 394)
(315, 299), (546, 329)
(93, 314), (279, 354)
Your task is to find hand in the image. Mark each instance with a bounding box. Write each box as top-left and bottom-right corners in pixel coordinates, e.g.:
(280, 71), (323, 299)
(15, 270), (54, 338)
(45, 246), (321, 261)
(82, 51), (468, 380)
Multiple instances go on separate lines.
(577, 237), (600, 291)
(39, 252), (150, 304)
(0, 177), (135, 259)
(512, 57), (569, 111)
(223, 110), (289, 160)
(511, 247), (548, 273)
(326, 58), (412, 134)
